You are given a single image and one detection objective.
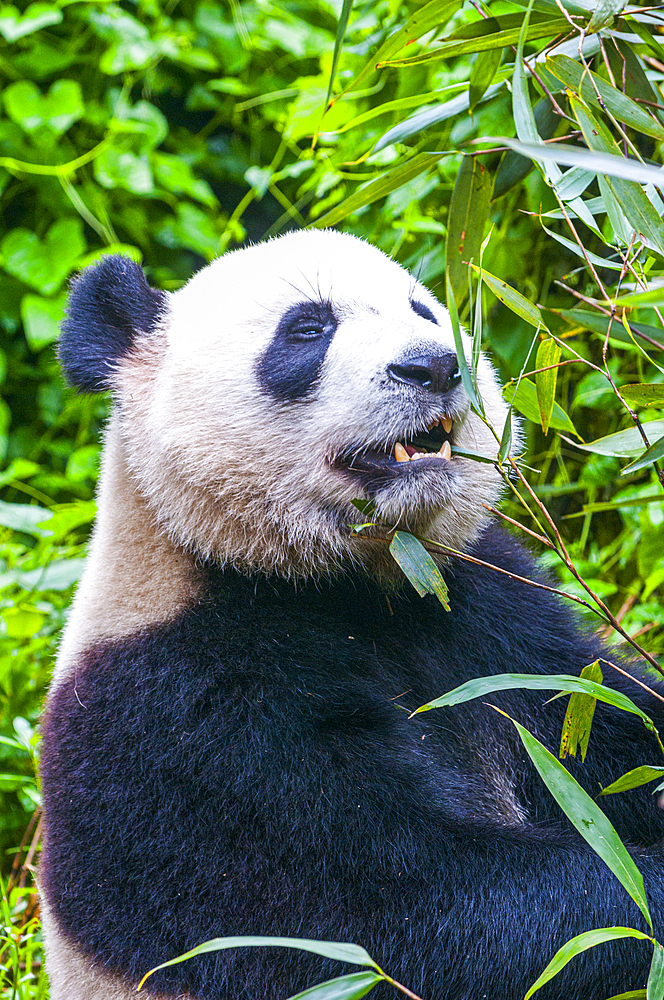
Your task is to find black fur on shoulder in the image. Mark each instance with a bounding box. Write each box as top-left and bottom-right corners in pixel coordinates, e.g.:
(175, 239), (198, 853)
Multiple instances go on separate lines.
(59, 255), (168, 393)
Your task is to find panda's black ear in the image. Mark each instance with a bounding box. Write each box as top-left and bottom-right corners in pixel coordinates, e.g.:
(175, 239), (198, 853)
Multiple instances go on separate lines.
(59, 255), (168, 393)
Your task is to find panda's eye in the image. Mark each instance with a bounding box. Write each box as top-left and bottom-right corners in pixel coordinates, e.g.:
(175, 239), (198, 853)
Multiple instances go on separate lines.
(290, 324), (325, 341)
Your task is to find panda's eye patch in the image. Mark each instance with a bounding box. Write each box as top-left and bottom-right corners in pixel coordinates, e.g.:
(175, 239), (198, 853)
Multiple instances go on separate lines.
(410, 300), (438, 325)
(256, 300), (338, 402)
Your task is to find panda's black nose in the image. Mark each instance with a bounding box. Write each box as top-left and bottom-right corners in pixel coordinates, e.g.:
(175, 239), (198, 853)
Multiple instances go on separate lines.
(387, 353), (462, 395)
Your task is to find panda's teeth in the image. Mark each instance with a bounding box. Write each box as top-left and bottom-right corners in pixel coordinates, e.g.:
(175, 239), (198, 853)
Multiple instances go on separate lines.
(394, 442), (409, 463)
(441, 415), (453, 434)
(438, 440), (452, 461)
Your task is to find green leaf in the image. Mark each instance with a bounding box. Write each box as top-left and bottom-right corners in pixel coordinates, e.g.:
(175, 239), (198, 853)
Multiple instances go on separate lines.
(2, 218), (85, 295)
(620, 434), (664, 476)
(138, 937), (379, 991)
(545, 55), (664, 141)
(412, 673), (653, 725)
(648, 943), (664, 1000)
(559, 309), (664, 352)
(445, 273), (484, 416)
(503, 378), (578, 436)
(20, 293), (66, 352)
(95, 147), (154, 195)
(470, 264), (543, 329)
(312, 153), (445, 228)
(587, 0), (625, 31)
(559, 660), (602, 763)
(524, 927), (652, 999)
(510, 717), (652, 931)
(4, 79), (84, 136)
(570, 95), (664, 256)
(287, 971), (383, 1000)
(153, 154), (216, 207)
(600, 766), (664, 797)
(469, 47), (502, 112)
(569, 420), (664, 458)
(389, 531), (450, 609)
(615, 287), (664, 309)
(604, 992), (646, 1000)
(445, 157), (493, 307)
(0, 2), (61, 41)
(535, 336), (562, 434)
(621, 385), (664, 409)
(494, 98), (559, 199)
(374, 84), (503, 151)
(0, 500), (52, 536)
(17, 558), (86, 592)
(324, 0), (354, 112)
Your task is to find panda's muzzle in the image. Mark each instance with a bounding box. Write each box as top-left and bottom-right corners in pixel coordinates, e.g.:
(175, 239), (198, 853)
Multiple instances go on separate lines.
(334, 415), (456, 484)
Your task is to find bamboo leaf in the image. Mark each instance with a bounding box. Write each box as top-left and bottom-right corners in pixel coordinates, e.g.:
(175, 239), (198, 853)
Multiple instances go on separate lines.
(545, 55), (664, 141)
(566, 420), (664, 458)
(389, 531), (450, 609)
(445, 272), (484, 416)
(137, 937), (379, 990)
(620, 434), (664, 475)
(616, 287), (664, 309)
(470, 264), (544, 328)
(648, 943), (664, 1000)
(587, 0), (625, 32)
(412, 673), (653, 725)
(493, 98), (559, 199)
(525, 927), (652, 1000)
(445, 156), (493, 307)
(535, 336), (562, 434)
(600, 766), (664, 797)
(312, 153), (446, 228)
(504, 378), (579, 436)
(559, 660), (602, 763)
(374, 84), (504, 151)
(559, 309), (664, 352)
(508, 716), (652, 931)
(324, 0), (354, 112)
(287, 972), (384, 1000)
(621, 385), (664, 408)
(604, 992), (647, 1000)
(469, 47), (502, 112)
(325, 85), (465, 136)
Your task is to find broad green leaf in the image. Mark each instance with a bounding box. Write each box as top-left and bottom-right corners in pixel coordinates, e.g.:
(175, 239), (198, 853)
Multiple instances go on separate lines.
(412, 673), (652, 725)
(600, 766), (664, 797)
(343, 0), (461, 95)
(378, 17), (569, 66)
(326, 85), (464, 136)
(138, 937), (379, 990)
(445, 273), (484, 416)
(324, 0), (354, 111)
(0, 500), (52, 536)
(620, 434), (664, 476)
(374, 84), (503, 151)
(313, 153), (445, 228)
(587, 0), (625, 31)
(616, 287), (664, 309)
(445, 157), (493, 307)
(470, 264), (543, 329)
(540, 223), (624, 272)
(525, 927), (652, 999)
(559, 660), (602, 762)
(621, 385), (664, 408)
(569, 421), (664, 459)
(535, 336), (562, 434)
(604, 992), (647, 1000)
(1, 218), (85, 296)
(510, 717), (652, 931)
(489, 137), (664, 191)
(287, 971), (383, 1000)
(2, 607), (46, 638)
(648, 943), (664, 1000)
(469, 47), (502, 112)
(20, 293), (66, 352)
(17, 558), (86, 592)
(570, 95), (664, 256)
(503, 378), (578, 436)
(0, 2), (61, 41)
(4, 79), (84, 135)
(493, 98), (559, 199)
(389, 531), (450, 610)
(559, 309), (664, 352)
(546, 55), (664, 141)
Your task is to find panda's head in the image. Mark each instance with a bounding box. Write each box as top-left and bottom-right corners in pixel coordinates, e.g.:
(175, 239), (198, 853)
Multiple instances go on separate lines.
(60, 230), (508, 577)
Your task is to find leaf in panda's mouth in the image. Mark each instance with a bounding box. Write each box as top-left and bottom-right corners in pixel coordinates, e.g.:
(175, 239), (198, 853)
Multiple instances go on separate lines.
(336, 416), (455, 478)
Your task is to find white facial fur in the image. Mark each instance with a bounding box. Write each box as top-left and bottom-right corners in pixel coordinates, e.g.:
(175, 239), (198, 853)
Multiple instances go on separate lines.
(114, 229), (509, 577)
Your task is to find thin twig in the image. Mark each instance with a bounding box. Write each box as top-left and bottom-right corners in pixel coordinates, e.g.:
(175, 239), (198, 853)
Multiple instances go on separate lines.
(482, 503), (554, 547)
(602, 659), (664, 708)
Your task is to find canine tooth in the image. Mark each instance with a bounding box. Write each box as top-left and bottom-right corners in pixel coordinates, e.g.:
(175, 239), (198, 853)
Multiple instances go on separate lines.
(394, 442), (409, 463)
(441, 416), (453, 434)
(439, 440), (452, 461)
(428, 419), (439, 429)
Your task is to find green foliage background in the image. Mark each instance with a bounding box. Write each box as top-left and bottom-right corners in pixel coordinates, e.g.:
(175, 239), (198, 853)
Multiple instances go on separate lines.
(0, 0), (663, 994)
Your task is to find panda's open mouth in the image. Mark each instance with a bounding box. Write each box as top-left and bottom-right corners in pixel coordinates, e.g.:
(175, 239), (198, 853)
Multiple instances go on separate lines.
(334, 415), (456, 483)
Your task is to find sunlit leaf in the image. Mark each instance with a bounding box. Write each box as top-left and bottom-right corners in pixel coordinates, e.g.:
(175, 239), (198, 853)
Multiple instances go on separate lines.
(508, 716), (652, 931)
(566, 420), (664, 458)
(389, 531), (450, 609)
(445, 157), (493, 307)
(620, 434), (664, 476)
(138, 937), (379, 990)
(324, 0), (354, 112)
(535, 336), (562, 434)
(648, 942), (664, 1000)
(559, 309), (664, 352)
(287, 971), (383, 1000)
(312, 153), (446, 228)
(621, 385), (664, 408)
(470, 264), (543, 329)
(503, 378), (578, 436)
(525, 927), (652, 999)
(600, 766), (664, 797)
(445, 273), (484, 416)
(374, 85), (503, 151)
(469, 47), (502, 112)
(559, 660), (602, 762)
(0, 500), (52, 536)
(615, 288), (664, 309)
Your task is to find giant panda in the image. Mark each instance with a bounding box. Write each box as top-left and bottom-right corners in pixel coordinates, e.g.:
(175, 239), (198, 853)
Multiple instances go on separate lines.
(40, 229), (664, 1000)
